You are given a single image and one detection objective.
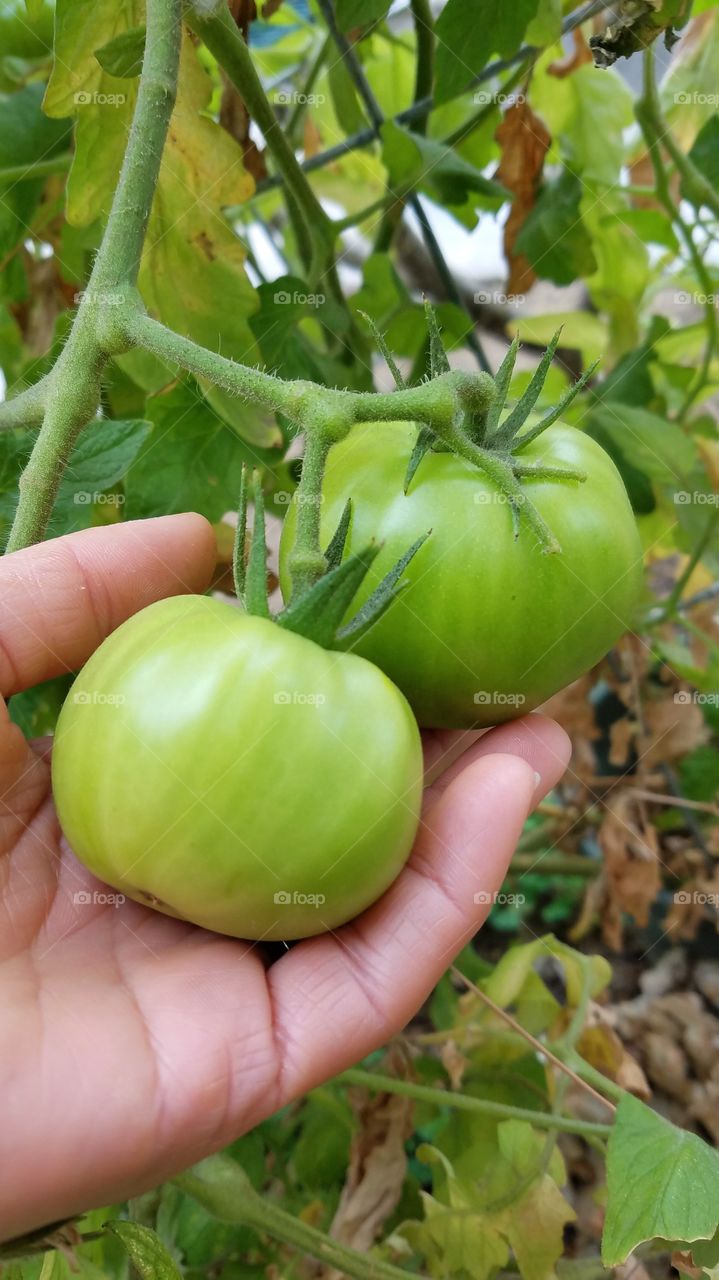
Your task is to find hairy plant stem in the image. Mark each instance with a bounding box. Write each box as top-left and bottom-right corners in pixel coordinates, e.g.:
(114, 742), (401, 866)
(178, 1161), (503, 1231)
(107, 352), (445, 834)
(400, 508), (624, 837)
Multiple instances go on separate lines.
(637, 47), (718, 419)
(5, 0), (182, 552)
(174, 1155), (414, 1280)
(339, 1068), (611, 1139)
(286, 428), (334, 598)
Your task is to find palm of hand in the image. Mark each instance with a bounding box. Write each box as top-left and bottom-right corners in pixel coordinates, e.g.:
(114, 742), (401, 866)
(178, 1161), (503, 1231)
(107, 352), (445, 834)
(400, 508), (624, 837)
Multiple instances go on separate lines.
(0, 514), (568, 1240)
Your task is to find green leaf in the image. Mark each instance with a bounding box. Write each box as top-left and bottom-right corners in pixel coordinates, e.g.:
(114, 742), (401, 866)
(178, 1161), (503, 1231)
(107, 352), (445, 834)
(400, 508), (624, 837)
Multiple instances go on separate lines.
(335, 0), (391, 30)
(532, 62), (633, 186)
(106, 1221), (182, 1280)
(510, 311), (606, 366)
(9, 675), (73, 738)
(44, 0), (141, 226)
(94, 25), (146, 78)
(685, 114), (719, 196)
(139, 35), (260, 412)
(381, 120), (506, 208)
(589, 403), (698, 485)
(525, 0), (562, 45)
(434, 0), (540, 104)
(602, 1094), (719, 1265)
(515, 169), (597, 286)
(124, 382), (251, 522)
(0, 418), (149, 543)
(0, 83), (71, 266)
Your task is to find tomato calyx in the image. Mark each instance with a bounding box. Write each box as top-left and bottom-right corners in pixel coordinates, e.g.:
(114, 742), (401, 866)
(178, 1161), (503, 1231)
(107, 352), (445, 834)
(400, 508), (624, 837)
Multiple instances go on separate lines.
(381, 309), (598, 554)
(233, 467), (429, 649)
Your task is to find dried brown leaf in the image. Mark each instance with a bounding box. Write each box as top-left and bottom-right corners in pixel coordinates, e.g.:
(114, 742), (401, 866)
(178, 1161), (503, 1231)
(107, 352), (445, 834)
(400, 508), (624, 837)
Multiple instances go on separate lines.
(495, 101), (551, 297)
(325, 1079), (413, 1275)
(598, 790), (662, 938)
(548, 28), (593, 78)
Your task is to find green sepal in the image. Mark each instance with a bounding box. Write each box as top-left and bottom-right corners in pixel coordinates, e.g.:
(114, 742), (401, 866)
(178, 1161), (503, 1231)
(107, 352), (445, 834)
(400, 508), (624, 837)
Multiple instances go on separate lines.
(244, 470), (270, 619)
(358, 309), (406, 390)
(491, 329), (562, 448)
(338, 529), (430, 647)
(277, 544), (381, 648)
(404, 423), (436, 492)
(512, 359), (599, 453)
(232, 463), (249, 600)
(324, 497), (352, 570)
(482, 336), (519, 441)
(424, 299), (450, 376)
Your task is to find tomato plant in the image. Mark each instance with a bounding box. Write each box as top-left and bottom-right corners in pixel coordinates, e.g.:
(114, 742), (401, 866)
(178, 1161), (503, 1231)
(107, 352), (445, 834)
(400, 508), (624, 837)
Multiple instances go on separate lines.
(52, 594), (423, 940)
(281, 420), (643, 728)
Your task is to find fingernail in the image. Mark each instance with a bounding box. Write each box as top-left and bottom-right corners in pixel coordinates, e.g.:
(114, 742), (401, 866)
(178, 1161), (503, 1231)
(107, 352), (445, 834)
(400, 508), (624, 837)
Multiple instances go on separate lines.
(533, 770), (541, 788)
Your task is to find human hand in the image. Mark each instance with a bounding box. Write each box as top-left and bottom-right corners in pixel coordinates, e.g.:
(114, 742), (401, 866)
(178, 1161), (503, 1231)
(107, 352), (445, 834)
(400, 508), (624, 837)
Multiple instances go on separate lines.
(0, 515), (570, 1239)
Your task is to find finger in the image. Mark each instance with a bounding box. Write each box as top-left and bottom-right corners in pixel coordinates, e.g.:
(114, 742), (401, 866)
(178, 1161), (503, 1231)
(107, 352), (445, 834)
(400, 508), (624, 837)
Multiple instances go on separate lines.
(269, 725), (569, 1099)
(425, 714), (571, 805)
(0, 515), (216, 697)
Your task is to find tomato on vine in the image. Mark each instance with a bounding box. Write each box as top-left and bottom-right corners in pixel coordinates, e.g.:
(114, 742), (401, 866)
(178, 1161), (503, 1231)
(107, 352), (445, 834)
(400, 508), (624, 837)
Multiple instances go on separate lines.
(280, 330), (643, 729)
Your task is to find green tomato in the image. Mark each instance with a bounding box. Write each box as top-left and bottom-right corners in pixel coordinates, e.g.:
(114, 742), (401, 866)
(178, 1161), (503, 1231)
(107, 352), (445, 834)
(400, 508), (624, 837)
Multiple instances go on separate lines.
(52, 595), (422, 940)
(280, 422), (643, 729)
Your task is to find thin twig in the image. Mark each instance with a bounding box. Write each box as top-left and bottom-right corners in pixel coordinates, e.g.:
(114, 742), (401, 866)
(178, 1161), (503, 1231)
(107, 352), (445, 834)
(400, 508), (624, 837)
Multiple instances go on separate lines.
(450, 967), (617, 1114)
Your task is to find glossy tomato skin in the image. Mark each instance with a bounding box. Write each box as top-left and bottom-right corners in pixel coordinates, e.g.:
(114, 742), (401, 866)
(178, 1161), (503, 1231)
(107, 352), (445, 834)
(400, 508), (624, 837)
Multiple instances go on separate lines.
(52, 596), (422, 940)
(280, 422), (643, 729)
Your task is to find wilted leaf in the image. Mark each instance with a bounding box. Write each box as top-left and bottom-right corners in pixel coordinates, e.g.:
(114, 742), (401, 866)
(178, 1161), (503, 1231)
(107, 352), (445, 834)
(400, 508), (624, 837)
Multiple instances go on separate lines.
(495, 101), (551, 296)
(329, 1076), (414, 1264)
